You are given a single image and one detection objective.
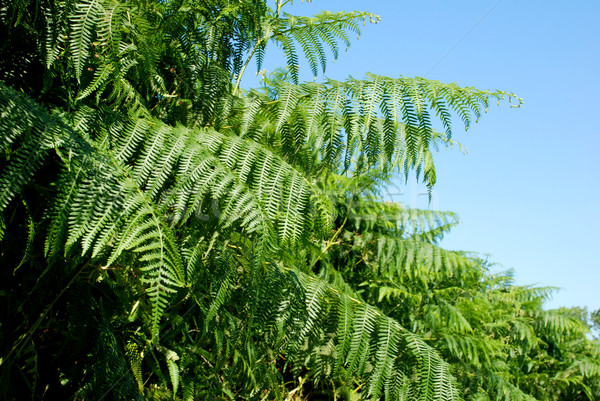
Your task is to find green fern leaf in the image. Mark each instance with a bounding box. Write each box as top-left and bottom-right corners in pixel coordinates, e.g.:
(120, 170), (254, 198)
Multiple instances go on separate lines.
(69, 0), (101, 82)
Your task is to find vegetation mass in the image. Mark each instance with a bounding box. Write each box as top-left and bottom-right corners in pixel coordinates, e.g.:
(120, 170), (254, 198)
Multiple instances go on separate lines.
(1, 0), (599, 399)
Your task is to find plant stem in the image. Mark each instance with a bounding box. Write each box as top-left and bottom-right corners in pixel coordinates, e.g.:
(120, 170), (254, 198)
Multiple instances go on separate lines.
(233, 38), (264, 96)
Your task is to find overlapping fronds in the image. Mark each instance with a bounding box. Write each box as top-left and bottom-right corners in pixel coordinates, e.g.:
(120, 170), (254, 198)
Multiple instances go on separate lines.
(282, 270), (461, 401)
(0, 85), (184, 338)
(373, 237), (479, 285)
(44, 0), (160, 111)
(0, 82), (329, 338)
(346, 195), (461, 243)
(171, 230), (463, 400)
(321, 178), (478, 287)
(307, 172), (600, 401)
(235, 74), (521, 185)
(534, 309), (589, 338)
(39, 0), (265, 125)
(68, 0), (102, 81)
(5, 1), (599, 400)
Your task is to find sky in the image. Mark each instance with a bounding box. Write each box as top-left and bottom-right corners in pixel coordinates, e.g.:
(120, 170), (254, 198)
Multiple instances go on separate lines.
(241, 0), (600, 311)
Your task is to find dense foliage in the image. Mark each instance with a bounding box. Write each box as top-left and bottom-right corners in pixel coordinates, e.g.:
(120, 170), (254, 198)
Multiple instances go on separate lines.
(1, 0), (598, 399)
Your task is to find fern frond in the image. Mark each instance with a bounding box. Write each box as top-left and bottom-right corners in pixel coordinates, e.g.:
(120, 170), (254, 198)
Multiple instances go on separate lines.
(0, 82), (336, 341)
(1, 83), (185, 339)
(288, 271), (460, 400)
(367, 315), (399, 398)
(13, 199), (36, 274)
(239, 74), (520, 185)
(0, 90), (58, 210)
(69, 0), (101, 81)
(266, 11), (379, 83)
(159, 346), (180, 395)
(125, 341), (144, 393)
(535, 309), (588, 337)
(205, 249), (236, 327)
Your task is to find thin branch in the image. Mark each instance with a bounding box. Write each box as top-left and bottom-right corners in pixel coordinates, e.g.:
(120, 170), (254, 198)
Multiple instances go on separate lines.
(233, 37), (267, 96)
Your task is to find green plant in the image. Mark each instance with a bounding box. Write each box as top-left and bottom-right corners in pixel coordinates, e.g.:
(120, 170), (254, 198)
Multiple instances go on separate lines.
(2, 1), (597, 400)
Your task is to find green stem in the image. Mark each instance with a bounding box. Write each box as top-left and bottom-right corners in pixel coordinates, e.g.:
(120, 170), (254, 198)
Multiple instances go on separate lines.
(232, 0), (300, 94)
(308, 209), (350, 270)
(233, 38), (264, 96)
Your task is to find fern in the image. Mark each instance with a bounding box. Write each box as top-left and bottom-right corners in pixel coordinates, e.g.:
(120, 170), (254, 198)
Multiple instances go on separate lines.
(0, 81), (332, 340)
(241, 10), (379, 87)
(69, 0), (101, 81)
(4, 1), (597, 400)
(236, 74), (520, 187)
(287, 270), (460, 401)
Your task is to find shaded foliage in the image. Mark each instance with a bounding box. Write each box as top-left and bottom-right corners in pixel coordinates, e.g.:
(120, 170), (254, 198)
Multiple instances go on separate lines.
(1, 0), (597, 400)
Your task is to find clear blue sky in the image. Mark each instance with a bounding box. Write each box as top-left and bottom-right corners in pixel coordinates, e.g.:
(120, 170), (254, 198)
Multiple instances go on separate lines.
(242, 1), (600, 311)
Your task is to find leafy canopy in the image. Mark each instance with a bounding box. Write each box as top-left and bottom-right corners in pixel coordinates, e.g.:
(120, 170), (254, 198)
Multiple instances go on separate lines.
(1, 0), (598, 400)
